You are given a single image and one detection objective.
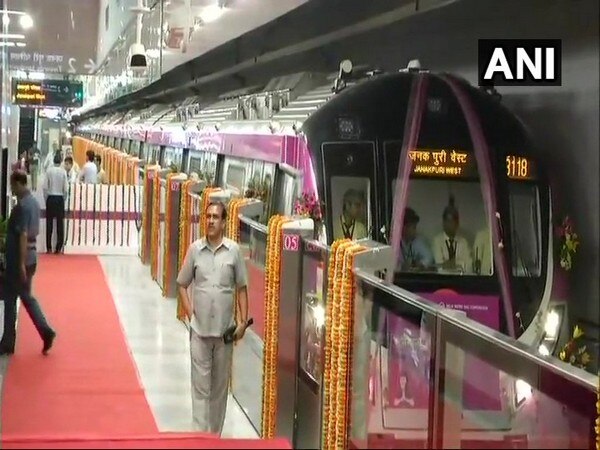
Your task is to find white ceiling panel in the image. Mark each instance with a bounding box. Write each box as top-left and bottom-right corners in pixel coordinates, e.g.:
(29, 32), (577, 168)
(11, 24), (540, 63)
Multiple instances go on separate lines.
(161, 0), (308, 74)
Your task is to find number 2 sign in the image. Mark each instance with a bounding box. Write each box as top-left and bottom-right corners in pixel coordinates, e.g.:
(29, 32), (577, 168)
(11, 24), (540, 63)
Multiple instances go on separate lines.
(283, 234), (300, 252)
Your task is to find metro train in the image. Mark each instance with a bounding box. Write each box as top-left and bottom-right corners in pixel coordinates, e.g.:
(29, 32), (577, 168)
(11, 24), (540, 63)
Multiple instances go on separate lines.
(76, 60), (572, 443)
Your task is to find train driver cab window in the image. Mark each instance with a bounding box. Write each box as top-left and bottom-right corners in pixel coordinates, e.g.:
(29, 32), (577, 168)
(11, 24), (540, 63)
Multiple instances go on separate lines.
(509, 183), (541, 277)
(330, 177), (370, 241)
(393, 150), (493, 276)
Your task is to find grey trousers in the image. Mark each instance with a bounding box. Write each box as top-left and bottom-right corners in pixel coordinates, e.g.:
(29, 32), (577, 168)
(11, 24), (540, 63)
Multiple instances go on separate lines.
(190, 331), (233, 435)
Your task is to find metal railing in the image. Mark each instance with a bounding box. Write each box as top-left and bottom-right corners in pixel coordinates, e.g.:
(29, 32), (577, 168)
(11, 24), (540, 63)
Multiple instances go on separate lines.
(232, 214), (598, 449)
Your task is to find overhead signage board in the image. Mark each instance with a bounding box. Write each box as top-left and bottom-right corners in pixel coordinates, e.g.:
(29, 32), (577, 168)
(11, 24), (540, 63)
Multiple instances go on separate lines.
(11, 79), (84, 108)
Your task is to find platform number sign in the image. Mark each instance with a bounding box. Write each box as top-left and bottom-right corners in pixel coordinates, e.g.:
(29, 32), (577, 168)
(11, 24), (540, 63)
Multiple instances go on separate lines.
(170, 181), (180, 191)
(283, 234), (300, 252)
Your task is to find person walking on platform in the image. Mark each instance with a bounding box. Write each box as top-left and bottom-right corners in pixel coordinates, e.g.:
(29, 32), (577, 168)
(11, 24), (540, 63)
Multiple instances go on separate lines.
(78, 150), (97, 184)
(0, 171), (56, 356)
(176, 201), (250, 435)
(43, 152), (68, 254)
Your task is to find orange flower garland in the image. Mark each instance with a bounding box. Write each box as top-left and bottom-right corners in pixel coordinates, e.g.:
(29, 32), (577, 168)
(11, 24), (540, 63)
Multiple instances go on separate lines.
(177, 180), (194, 320)
(140, 168), (154, 263)
(322, 240), (365, 450)
(261, 215), (292, 438)
(150, 172), (161, 281)
(162, 173), (177, 296)
(323, 238), (350, 445)
(324, 240), (354, 447)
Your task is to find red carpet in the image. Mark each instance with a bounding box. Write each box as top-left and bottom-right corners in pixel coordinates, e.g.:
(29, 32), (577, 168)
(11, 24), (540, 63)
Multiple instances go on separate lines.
(1, 255), (289, 449)
(3, 435), (291, 449)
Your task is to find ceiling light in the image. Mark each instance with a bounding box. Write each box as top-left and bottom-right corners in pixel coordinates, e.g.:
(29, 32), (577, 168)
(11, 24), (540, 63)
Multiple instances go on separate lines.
(2, 14), (10, 26)
(200, 4), (226, 23)
(0, 33), (25, 39)
(19, 14), (33, 29)
(0, 41), (16, 47)
(16, 42), (26, 47)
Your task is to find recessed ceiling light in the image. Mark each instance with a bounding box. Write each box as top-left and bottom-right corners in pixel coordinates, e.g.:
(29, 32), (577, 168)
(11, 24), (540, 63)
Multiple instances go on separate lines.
(19, 14), (34, 29)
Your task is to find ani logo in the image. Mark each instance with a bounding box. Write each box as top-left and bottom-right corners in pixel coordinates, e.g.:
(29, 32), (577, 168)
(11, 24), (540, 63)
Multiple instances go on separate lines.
(478, 39), (562, 87)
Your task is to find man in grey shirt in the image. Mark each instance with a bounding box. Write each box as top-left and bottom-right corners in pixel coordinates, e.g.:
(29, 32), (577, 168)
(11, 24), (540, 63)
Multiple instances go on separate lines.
(0, 171), (56, 356)
(177, 201), (249, 435)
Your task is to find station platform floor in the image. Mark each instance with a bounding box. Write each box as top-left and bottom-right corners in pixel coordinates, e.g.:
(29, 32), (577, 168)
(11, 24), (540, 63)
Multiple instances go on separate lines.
(0, 254), (279, 448)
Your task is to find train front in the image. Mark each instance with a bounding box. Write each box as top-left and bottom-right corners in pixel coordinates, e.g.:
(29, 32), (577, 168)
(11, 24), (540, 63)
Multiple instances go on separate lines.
(301, 68), (565, 440)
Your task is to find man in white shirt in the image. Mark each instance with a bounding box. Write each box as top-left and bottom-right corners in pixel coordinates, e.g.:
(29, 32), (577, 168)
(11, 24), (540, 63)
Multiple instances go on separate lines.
(63, 156), (78, 183)
(44, 153), (68, 253)
(432, 197), (472, 273)
(94, 155), (108, 184)
(78, 150), (98, 184)
(61, 147), (80, 173)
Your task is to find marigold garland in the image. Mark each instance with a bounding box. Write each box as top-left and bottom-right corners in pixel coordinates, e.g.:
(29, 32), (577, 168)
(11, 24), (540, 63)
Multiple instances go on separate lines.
(261, 215), (292, 438)
(162, 173), (177, 296)
(176, 180), (194, 320)
(150, 172), (161, 281)
(140, 167), (154, 263)
(322, 239), (365, 450)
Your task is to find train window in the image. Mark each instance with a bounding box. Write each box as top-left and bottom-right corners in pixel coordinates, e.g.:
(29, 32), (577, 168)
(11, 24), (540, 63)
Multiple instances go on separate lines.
(163, 146), (183, 170)
(204, 153), (218, 186)
(509, 183), (541, 277)
(121, 139), (130, 153)
(273, 169), (298, 216)
(130, 140), (141, 158)
(225, 163), (246, 195)
(396, 178), (493, 276)
(331, 176), (370, 241)
(261, 164), (275, 223)
(188, 150), (205, 177)
(146, 144), (160, 165)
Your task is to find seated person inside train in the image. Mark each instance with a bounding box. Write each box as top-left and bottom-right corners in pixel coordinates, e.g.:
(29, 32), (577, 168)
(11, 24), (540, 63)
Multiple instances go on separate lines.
(432, 196), (473, 273)
(473, 227), (493, 275)
(397, 207), (434, 272)
(333, 188), (368, 241)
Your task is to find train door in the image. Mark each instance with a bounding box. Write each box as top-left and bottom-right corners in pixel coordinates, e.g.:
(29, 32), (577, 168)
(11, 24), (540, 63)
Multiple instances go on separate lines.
(321, 142), (378, 244)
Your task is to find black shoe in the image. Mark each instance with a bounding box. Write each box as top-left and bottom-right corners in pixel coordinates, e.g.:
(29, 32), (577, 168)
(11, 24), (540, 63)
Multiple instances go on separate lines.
(42, 331), (56, 355)
(0, 346), (15, 356)
(54, 249), (61, 254)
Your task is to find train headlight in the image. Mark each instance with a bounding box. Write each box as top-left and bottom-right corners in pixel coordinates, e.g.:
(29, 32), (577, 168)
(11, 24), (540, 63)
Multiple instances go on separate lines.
(538, 344), (550, 356)
(515, 379), (532, 406)
(538, 306), (564, 356)
(313, 303), (325, 329)
(544, 309), (560, 339)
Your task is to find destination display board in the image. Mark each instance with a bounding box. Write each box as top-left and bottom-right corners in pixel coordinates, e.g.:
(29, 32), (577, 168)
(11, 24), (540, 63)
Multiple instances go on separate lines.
(11, 79), (84, 108)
